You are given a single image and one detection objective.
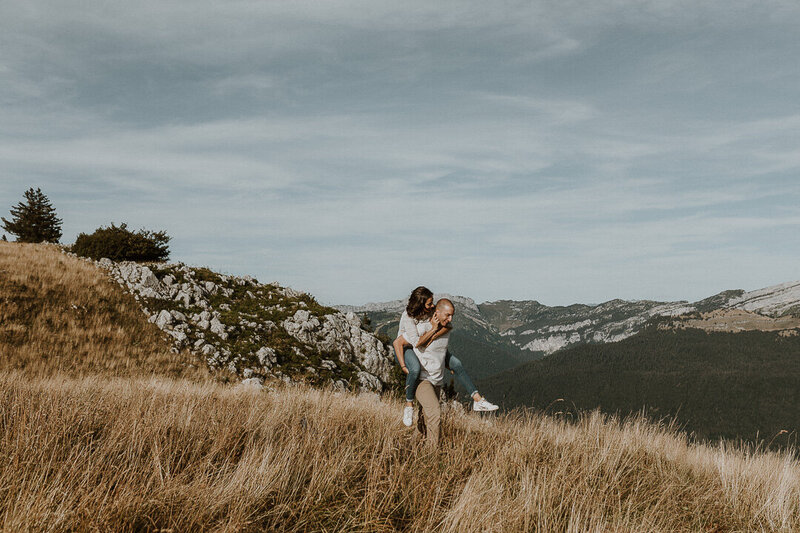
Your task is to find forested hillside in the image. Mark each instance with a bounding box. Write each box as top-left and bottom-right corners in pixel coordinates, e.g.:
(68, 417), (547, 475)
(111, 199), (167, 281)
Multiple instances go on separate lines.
(478, 327), (800, 446)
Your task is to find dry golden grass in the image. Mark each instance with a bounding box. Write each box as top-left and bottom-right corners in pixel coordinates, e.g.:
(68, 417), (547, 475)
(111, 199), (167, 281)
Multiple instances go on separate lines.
(0, 241), (207, 379)
(2, 372), (800, 532)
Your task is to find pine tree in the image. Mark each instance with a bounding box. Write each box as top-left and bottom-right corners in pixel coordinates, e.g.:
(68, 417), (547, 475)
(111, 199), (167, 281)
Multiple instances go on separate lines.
(1, 188), (63, 243)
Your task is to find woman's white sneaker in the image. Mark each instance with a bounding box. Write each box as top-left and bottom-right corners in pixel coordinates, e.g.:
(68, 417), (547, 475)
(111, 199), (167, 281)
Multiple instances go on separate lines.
(473, 398), (498, 412)
(403, 405), (414, 426)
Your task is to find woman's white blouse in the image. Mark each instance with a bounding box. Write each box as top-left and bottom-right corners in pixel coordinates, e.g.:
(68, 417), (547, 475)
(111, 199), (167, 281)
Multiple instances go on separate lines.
(397, 310), (421, 347)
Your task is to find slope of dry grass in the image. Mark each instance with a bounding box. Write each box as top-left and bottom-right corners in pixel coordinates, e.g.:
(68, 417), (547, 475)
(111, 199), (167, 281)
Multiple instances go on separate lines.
(2, 372), (800, 532)
(0, 241), (206, 378)
(668, 309), (800, 334)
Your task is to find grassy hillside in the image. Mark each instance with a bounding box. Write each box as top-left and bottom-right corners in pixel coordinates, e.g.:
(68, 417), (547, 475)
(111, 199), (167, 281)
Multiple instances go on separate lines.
(478, 327), (800, 446)
(5, 241), (800, 531)
(0, 241), (206, 378)
(4, 372), (800, 532)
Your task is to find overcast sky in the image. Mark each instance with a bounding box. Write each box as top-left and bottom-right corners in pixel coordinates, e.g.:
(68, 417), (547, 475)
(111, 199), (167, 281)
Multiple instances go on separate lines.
(2, 1), (799, 306)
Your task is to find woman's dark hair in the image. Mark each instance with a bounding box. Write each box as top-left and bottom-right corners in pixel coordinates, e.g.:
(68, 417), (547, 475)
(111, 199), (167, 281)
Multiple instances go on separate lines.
(406, 286), (434, 319)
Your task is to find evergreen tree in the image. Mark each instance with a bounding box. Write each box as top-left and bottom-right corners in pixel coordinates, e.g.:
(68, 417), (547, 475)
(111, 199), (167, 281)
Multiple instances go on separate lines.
(1, 188), (63, 243)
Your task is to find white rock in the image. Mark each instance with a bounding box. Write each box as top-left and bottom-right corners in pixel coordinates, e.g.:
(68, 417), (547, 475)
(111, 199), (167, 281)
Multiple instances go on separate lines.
(168, 329), (188, 345)
(521, 333), (579, 355)
(201, 344), (216, 356)
(155, 310), (173, 329)
(727, 281), (800, 316)
(175, 291), (191, 307)
(139, 267), (161, 291)
(256, 347), (277, 367)
(138, 288), (159, 299)
(210, 318), (228, 339)
(357, 371), (383, 392)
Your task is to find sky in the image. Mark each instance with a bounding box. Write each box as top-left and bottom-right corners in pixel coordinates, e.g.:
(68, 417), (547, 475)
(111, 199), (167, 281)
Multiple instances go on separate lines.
(1, 1), (799, 307)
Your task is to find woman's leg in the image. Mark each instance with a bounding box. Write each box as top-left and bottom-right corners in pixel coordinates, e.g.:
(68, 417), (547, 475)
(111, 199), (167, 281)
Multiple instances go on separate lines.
(402, 347), (422, 403)
(445, 351), (479, 398)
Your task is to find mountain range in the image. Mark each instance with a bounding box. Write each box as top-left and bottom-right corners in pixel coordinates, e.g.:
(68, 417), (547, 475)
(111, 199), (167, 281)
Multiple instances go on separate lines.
(337, 281), (800, 380)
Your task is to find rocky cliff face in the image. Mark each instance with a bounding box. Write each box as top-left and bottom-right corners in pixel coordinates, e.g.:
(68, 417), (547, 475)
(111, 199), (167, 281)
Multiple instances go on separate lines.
(84, 256), (394, 392)
(725, 281), (800, 316)
(484, 299), (696, 355)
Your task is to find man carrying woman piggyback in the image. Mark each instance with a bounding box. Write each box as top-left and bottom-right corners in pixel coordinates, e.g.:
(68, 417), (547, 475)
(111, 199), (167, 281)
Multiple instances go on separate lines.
(392, 286), (498, 447)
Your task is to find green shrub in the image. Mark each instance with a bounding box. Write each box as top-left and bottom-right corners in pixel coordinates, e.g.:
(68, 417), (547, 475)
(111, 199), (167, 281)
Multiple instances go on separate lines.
(72, 223), (170, 262)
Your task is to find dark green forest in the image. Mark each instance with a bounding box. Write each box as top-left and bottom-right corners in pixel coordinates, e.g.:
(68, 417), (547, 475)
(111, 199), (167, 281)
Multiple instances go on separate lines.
(477, 328), (800, 447)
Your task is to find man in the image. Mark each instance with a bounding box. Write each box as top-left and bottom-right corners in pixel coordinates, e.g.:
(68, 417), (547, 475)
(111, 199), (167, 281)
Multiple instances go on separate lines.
(412, 298), (456, 448)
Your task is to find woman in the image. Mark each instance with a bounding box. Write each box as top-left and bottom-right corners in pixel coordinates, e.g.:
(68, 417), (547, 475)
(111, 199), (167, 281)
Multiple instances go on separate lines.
(393, 286), (498, 427)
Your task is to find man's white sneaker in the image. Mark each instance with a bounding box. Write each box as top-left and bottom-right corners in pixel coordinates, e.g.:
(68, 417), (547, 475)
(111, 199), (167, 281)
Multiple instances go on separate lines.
(473, 398), (499, 412)
(403, 406), (414, 426)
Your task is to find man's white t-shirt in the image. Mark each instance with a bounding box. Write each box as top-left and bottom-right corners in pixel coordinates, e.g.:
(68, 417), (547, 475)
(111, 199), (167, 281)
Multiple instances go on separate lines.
(412, 319), (449, 386)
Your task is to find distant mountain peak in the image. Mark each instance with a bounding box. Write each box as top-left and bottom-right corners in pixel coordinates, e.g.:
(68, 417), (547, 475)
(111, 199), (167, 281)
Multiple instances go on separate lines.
(344, 279), (800, 363)
(725, 280), (800, 316)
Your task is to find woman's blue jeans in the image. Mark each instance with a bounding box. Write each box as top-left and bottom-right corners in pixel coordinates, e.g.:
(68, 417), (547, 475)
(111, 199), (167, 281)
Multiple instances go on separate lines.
(396, 347), (478, 401)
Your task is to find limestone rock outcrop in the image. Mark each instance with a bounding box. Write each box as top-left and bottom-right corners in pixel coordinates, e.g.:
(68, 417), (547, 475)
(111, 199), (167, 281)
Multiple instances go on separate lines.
(81, 255), (394, 392)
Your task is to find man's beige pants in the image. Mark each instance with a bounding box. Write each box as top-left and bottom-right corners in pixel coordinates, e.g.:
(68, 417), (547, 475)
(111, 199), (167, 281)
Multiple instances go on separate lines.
(415, 380), (441, 448)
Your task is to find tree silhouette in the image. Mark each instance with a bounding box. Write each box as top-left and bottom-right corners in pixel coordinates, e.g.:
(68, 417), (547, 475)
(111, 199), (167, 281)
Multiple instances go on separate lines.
(2, 188), (63, 243)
